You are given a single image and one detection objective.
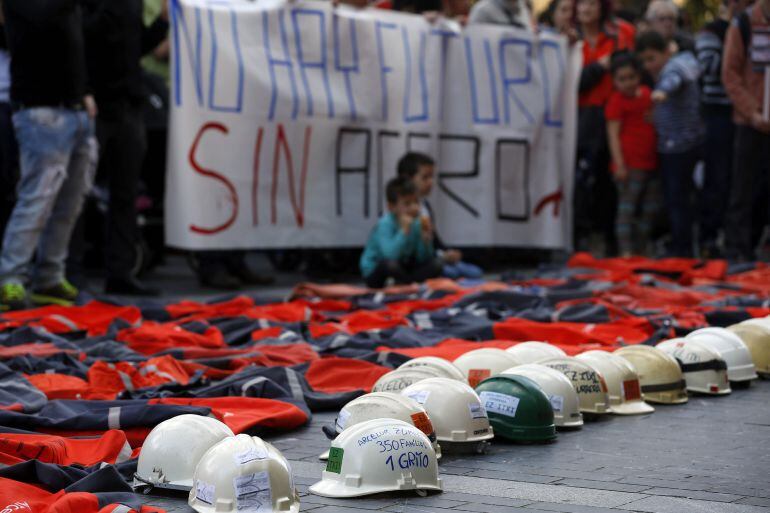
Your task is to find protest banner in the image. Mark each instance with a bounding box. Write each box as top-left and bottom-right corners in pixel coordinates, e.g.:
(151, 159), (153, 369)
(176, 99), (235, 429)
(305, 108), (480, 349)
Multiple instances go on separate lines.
(166, 0), (581, 249)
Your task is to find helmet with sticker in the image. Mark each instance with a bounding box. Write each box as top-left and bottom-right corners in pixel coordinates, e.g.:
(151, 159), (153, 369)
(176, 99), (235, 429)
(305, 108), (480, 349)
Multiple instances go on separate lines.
(134, 414), (234, 491)
(505, 341), (567, 364)
(452, 348), (522, 387)
(614, 345), (688, 404)
(320, 392), (440, 461)
(309, 418), (442, 498)
(401, 377), (494, 445)
(539, 357), (613, 415)
(502, 363), (584, 428)
(474, 374), (556, 442)
(576, 350), (655, 414)
(188, 434), (299, 513)
(398, 356), (467, 382)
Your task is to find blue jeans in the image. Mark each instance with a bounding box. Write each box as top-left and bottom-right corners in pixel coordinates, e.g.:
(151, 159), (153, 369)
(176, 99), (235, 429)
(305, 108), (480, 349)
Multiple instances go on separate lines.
(659, 147), (701, 257)
(0, 108), (97, 288)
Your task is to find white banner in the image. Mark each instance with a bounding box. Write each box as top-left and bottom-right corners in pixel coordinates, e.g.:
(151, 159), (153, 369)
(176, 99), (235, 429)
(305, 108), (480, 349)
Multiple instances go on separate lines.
(165, 0), (580, 249)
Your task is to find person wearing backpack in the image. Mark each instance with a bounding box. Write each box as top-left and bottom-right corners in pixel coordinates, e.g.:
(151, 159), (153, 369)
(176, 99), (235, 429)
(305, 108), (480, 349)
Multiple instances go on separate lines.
(722, 0), (770, 261)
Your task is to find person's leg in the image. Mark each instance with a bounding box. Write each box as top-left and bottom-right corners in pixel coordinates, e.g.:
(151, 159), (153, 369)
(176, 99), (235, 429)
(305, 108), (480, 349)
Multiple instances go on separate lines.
(639, 171), (663, 256)
(104, 104), (146, 282)
(615, 173), (636, 256)
(0, 102), (18, 241)
(659, 151), (695, 257)
(365, 260), (409, 289)
(0, 108), (78, 289)
(699, 110), (734, 253)
(198, 250), (241, 290)
(411, 258), (444, 283)
(32, 111), (97, 294)
(724, 126), (761, 260)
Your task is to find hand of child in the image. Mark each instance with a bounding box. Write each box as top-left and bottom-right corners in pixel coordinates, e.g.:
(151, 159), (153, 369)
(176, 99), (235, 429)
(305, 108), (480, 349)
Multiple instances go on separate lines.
(751, 111), (770, 134)
(598, 54), (611, 69)
(615, 164), (629, 182)
(400, 213), (415, 233)
(420, 216), (434, 241)
(651, 90), (667, 103)
(444, 249), (462, 264)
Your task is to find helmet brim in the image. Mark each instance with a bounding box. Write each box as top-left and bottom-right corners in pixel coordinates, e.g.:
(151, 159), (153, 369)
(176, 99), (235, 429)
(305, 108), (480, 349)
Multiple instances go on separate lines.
(309, 479), (442, 498)
(610, 401), (655, 415)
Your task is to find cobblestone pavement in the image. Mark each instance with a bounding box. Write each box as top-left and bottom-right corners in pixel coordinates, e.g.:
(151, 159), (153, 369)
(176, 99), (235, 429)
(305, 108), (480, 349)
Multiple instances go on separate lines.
(145, 379), (770, 513)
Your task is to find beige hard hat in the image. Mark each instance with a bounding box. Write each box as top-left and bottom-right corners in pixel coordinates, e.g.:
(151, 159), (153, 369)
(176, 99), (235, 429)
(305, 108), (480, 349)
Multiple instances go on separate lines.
(728, 322), (770, 378)
(614, 345), (688, 404)
(372, 366), (447, 393)
(502, 363), (584, 428)
(505, 342), (567, 364)
(576, 351), (655, 415)
(398, 356), (467, 382)
(656, 338), (730, 395)
(189, 434), (299, 513)
(453, 348), (522, 387)
(539, 357), (612, 415)
(402, 377), (494, 445)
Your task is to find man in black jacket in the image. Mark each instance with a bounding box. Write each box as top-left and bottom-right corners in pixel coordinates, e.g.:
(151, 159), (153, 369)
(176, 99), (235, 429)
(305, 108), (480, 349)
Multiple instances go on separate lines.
(82, 0), (168, 296)
(0, 0), (98, 311)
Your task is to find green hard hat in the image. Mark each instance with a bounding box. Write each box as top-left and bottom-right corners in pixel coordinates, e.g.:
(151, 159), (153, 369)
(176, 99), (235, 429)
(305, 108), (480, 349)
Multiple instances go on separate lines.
(475, 374), (557, 443)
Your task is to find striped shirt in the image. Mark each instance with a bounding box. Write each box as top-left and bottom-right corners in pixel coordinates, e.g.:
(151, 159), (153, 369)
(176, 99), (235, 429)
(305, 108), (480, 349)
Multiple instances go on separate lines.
(696, 20), (731, 107)
(653, 51), (706, 154)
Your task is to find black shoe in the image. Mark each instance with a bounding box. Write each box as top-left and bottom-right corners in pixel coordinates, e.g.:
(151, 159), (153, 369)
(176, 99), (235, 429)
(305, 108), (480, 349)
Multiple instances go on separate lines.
(227, 264), (275, 286)
(105, 276), (160, 296)
(199, 268), (242, 290)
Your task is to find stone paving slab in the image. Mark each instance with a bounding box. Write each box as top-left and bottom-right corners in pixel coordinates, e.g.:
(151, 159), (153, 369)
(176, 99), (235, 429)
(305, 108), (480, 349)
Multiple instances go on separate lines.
(142, 379), (770, 513)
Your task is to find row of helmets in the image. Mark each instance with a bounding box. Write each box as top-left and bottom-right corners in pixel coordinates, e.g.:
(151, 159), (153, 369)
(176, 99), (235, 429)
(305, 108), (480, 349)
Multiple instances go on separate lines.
(131, 320), (769, 509)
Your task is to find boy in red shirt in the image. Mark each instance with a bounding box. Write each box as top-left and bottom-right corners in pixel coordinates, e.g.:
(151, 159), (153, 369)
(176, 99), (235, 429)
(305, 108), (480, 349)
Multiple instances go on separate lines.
(605, 51), (659, 256)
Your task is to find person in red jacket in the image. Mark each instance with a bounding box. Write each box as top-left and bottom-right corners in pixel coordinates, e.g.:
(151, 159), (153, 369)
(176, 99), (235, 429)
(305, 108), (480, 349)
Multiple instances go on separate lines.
(573, 0), (633, 256)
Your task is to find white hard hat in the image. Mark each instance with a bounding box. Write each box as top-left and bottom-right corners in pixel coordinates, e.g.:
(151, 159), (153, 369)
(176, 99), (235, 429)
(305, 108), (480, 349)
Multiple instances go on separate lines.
(539, 357), (612, 415)
(401, 377), (494, 444)
(656, 338), (731, 395)
(576, 351), (655, 415)
(453, 348), (522, 387)
(614, 345), (688, 404)
(398, 356), (467, 382)
(188, 434), (299, 513)
(686, 327), (758, 384)
(502, 363), (584, 428)
(320, 392), (440, 461)
(505, 342), (567, 364)
(134, 414), (234, 491)
(309, 418), (442, 498)
(372, 366), (447, 393)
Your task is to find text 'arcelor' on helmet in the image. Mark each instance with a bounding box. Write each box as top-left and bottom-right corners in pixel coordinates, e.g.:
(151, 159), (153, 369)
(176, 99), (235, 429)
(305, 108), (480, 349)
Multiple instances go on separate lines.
(309, 418), (442, 498)
(453, 348), (522, 387)
(502, 363), (584, 428)
(474, 374), (557, 443)
(189, 433), (300, 513)
(398, 356), (468, 382)
(614, 345), (688, 404)
(134, 414), (234, 492)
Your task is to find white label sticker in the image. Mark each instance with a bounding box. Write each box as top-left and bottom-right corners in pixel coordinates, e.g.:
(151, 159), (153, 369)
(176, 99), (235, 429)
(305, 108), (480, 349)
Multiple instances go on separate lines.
(405, 390), (431, 405)
(549, 394), (564, 412)
(336, 408), (351, 431)
(195, 481), (215, 505)
(235, 446), (268, 466)
(468, 401), (488, 419)
(234, 471), (272, 512)
(479, 391), (520, 418)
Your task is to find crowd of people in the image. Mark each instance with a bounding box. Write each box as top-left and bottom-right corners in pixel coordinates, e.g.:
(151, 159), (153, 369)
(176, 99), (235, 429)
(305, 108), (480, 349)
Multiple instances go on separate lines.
(0, 0), (769, 310)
